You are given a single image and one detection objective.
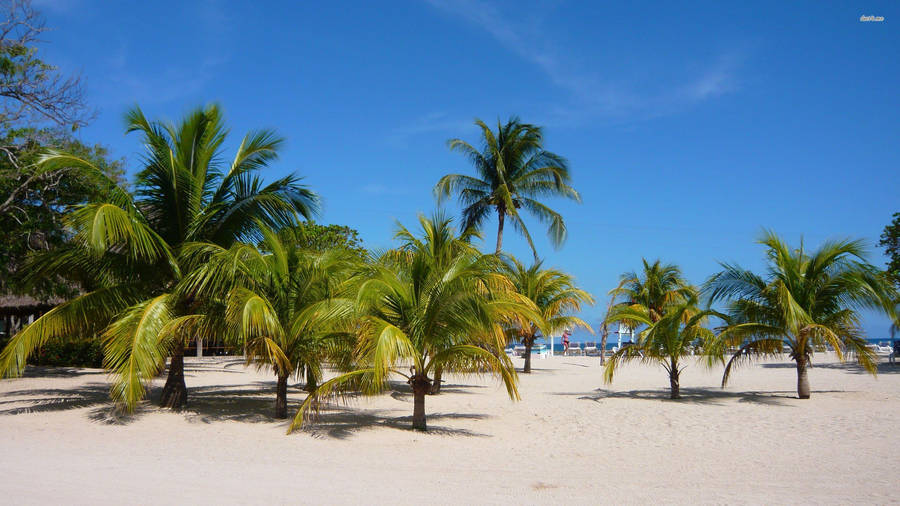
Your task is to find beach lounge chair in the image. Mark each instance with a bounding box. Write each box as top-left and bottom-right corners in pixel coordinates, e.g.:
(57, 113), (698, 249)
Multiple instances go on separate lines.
(533, 344), (550, 359)
(566, 343), (582, 356)
(514, 344), (526, 357)
(583, 341), (599, 356)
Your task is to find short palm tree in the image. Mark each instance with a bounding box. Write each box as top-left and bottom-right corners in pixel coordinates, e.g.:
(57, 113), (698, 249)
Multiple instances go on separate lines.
(501, 256), (594, 373)
(179, 229), (357, 418)
(607, 259), (695, 326)
(289, 213), (529, 433)
(434, 117), (580, 259)
(0, 104), (318, 411)
(604, 298), (716, 399)
(704, 231), (898, 399)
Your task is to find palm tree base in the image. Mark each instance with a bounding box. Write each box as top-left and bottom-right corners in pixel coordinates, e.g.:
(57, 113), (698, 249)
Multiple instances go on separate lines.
(160, 347), (187, 409)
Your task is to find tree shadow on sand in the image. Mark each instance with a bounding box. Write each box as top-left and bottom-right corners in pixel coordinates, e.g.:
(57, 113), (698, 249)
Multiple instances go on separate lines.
(552, 387), (846, 406)
(299, 406), (490, 439)
(0, 383), (112, 416)
(762, 361), (900, 375)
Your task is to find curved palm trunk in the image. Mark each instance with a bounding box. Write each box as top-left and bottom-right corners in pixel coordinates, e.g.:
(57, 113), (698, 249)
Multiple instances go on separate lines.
(275, 373), (289, 418)
(523, 340), (534, 373)
(429, 367), (442, 395)
(796, 355), (810, 399)
(495, 209), (505, 254)
(160, 341), (187, 409)
(410, 374), (431, 431)
(668, 358), (680, 399)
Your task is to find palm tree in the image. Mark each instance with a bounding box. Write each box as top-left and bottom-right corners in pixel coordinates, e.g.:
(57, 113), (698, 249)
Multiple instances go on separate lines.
(289, 213), (529, 432)
(704, 231), (898, 399)
(607, 259), (695, 327)
(0, 104), (319, 411)
(501, 256), (594, 373)
(604, 298), (716, 399)
(179, 229), (357, 418)
(434, 117), (580, 259)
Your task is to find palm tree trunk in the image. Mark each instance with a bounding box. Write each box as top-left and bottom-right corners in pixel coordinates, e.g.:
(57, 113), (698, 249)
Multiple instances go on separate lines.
(275, 373), (288, 418)
(599, 328), (609, 365)
(429, 366), (442, 395)
(160, 341), (187, 409)
(669, 359), (680, 399)
(495, 209), (505, 254)
(796, 355), (810, 399)
(305, 366), (317, 393)
(523, 341), (533, 373)
(410, 374), (431, 431)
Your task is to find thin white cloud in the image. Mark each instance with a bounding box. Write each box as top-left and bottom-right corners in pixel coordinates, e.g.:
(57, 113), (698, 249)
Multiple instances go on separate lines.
(424, 0), (744, 124)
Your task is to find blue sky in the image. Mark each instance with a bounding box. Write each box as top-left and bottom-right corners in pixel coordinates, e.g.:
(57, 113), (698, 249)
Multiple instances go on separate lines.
(35, 0), (899, 337)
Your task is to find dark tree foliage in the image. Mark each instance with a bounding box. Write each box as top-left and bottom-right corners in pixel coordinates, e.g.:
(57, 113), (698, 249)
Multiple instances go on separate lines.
(0, 128), (123, 299)
(879, 212), (900, 284)
(271, 221), (367, 258)
(0, 1), (114, 300)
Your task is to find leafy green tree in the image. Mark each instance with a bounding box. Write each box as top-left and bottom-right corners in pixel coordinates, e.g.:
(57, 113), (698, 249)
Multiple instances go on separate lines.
(604, 298), (716, 399)
(501, 256), (594, 373)
(290, 213), (528, 432)
(181, 229), (357, 418)
(705, 231), (898, 399)
(272, 221), (367, 259)
(0, 128), (123, 299)
(434, 117), (580, 259)
(0, 104), (319, 411)
(879, 212), (900, 284)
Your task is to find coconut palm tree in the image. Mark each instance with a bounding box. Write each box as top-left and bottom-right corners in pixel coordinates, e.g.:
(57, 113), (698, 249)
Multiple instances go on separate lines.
(0, 104), (319, 411)
(604, 298), (717, 399)
(501, 256), (594, 373)
(179, 229), (357, 418)
(434, 117), (580, 259)
(607, 259), (695, 327)
(289, 213), (530, 432)
(704, 231), (898, 399)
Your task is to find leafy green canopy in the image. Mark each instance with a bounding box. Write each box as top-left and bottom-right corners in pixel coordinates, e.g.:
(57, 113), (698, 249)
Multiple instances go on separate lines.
(180, 227), (359, 384)
(604, 297), (717, 383)
(879, 212), (900, 285)
(704, 231), (898, 385)
(290, 213), (532, 433)
(607, 259), (695, 327)
(266, 220), (367, 259)
(0, 128), (123, 299)
(434, 117), (580, 258)
(0, 104), (319, 411)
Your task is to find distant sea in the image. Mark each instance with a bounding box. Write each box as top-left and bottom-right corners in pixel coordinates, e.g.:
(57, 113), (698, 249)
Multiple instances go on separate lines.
(527, 336), (897, 351)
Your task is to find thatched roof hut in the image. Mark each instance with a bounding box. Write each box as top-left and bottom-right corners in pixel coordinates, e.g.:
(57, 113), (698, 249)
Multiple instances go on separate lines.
(0, 294), (64, 318)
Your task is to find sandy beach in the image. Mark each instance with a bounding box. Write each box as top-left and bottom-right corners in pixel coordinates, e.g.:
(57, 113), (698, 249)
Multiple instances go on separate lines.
(1, 354), (898, 505)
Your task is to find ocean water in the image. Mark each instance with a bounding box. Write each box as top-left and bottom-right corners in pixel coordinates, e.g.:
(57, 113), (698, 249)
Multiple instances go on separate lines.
(516, 337), (898, 352)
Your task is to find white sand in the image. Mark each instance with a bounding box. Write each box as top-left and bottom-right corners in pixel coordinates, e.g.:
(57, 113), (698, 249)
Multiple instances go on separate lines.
(1, 354), (898, 505)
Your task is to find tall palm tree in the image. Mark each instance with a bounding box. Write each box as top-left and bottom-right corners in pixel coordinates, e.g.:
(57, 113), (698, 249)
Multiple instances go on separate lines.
(501, 256), (594, 373)
(0, 104), (319, 411)
(434, 117), (580, 259)
(604, 298), (717, 399)
(179, 229), (358, 418)
(289, 213), (530, 433)
(606, 259), (695, 329)
(704, 231), (898, 399)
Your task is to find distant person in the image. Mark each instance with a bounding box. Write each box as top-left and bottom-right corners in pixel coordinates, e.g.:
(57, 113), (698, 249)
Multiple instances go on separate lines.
(562, 330), (571, 352)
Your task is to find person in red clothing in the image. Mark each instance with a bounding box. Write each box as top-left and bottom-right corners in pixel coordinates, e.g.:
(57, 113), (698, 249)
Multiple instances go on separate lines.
(562, 330), (571, 352)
